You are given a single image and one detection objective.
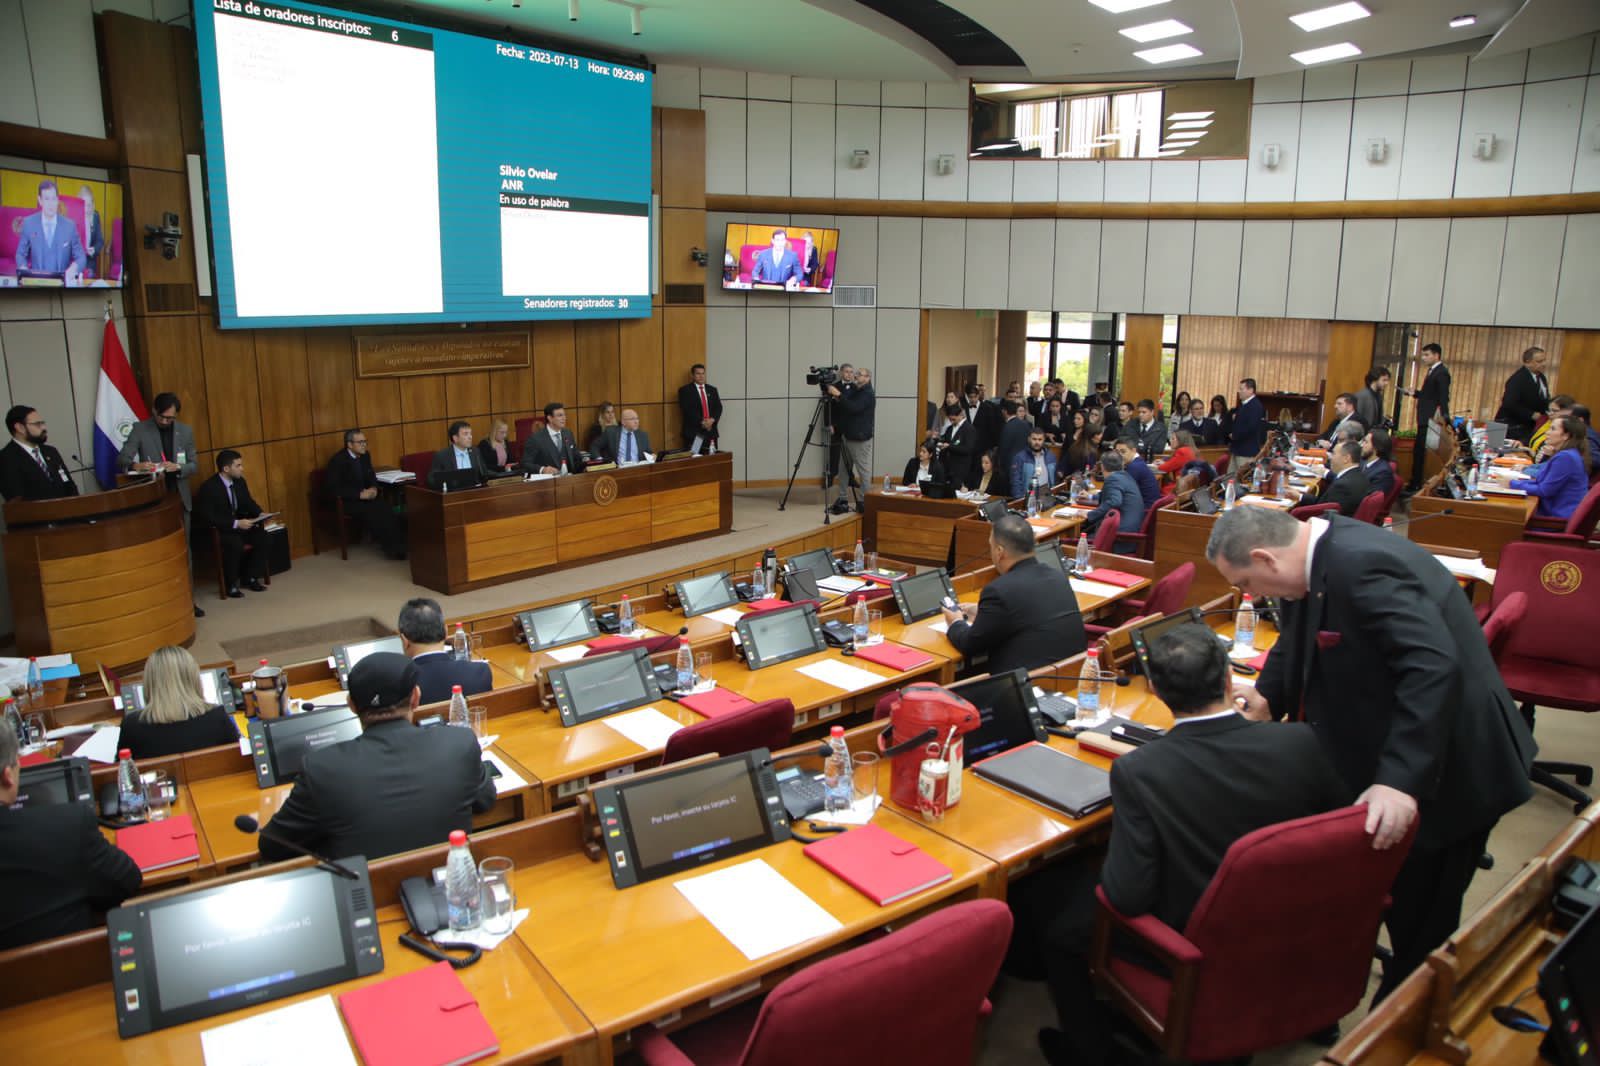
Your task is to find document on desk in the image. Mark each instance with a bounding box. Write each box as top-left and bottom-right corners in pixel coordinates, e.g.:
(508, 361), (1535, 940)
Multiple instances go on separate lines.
(603, 707), (683, 749)
(482, 751), (528, 795)
(927, 621), (950, 634)
(675, 859), (842, 961)
(76, 723), (122, 764)
(704, 607), (747, 627)
(797, 659), (887, 692)
(1070, 577), (1126, 601)
(1432, 554), (1497, 584)
(544, 644), (589, 663)
(200, 994), (357, 1066)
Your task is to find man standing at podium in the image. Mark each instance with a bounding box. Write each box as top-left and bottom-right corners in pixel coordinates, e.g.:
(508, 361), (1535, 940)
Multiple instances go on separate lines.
(0, 405), (79, 501)
(117, 393), (203, 617)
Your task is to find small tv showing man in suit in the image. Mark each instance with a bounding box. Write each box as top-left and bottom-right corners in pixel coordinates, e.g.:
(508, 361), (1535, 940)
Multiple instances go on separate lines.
(0, 169), (124, 287)
(720, 223), (838, 293)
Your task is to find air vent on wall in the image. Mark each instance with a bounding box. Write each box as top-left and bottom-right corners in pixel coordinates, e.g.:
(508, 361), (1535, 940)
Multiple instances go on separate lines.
(664, 283), (704, 305)
(143, 283), (197, 313)
(832, 285), (876, 308)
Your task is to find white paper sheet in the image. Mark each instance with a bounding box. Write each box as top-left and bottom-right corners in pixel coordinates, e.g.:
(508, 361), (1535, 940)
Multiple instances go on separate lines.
(77, 724), (122, 764)
(1070, 578), (1126, 600)
(675, 859), (842, 961)
(482, 751), (528, 795)
(200, 994), (357, 1066)
(544, 644), (590, 663)
(927, 621), (950, 634)
(704, 607), (746, 627)
(36, 653), (73, 669)
(817, 575), (867, 596)
(1478, 485), (1527, 497)
(796, 659), (885, 692)
(431, 907), (528, 952)
(602, 707), (684, 749)
(1433, 554), (1498, 584)
(807, 795), (881, 826)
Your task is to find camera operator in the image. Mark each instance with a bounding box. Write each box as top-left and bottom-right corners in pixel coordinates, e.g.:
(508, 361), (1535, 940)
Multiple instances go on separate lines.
(828, 365), (876, 514)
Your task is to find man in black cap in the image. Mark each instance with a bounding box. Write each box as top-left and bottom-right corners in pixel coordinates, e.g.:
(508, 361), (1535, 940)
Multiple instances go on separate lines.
(259, 653), (497, 863)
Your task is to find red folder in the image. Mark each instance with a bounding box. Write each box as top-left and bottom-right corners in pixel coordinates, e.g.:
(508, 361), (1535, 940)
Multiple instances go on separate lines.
(803, 823), (952, 906)
(339, 961), (499, 1066)
(1081, 568), (1143, 588)
(678, 688), (757, 719)
(116, 814), (199, 872)
(585, 634), (636, 652)
(1245, 650), (1269, 671)
(18, 750), (52, 768)
(850, 642), (934, 672)
(743, 598), (794, 614)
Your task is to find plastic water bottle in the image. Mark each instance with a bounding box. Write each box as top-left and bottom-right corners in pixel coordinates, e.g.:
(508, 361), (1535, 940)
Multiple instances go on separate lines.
(448, 684), (469, 728)
(1074, 533), (1091, 573)
(1234, 594), (1257, 654)
(852, 598), (869, 643)
(1026, 478), (1039, 517)
(676, 641), (695, 691)
(750, 568), (766, 600)
(1251, 464), (1264, 493)
(823, 725), (854, 813)
(853, 539), (865, 573)
(883, 474), (892, 493)
(116, 749), (147, 820)
(559, 458), (569, 476)
(1076, 649), (1102, 721)
(1224, 479), (1238, 510)
(1466, 466), (1479, 497)
(451, 623), (470, 662)
(618, 594), (634, 635)
(444, 830), (483, 931)
(25, 657), (43, 711)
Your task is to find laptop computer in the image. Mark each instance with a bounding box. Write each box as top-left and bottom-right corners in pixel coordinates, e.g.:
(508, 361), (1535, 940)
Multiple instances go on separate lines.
(949, 668), (1050, 763)
(437, 468), (482, 492)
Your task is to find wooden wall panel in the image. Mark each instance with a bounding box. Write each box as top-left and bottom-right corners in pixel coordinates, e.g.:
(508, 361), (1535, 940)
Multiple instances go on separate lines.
(231, 444), (270, 512)
(575, 322), (621, 412)
(136, 316), (211, 453)
(660, 108), (706, 209)
(1120, 314), (1165, 406)
(305, 330), (357, 435)
(355, 375), (403, 429)
(199, 320), (260, 448)
(446, 371), (491, 420)
(1323, 321), (1377, 412)
(533, 322), (577, 407)
(660, 208), (707, 288)
(254, 330), (311, 442)
(100, 13), (185, 171)
(399, 374), (448, 423)
(1557, 330), (1600, 410)
(366, 425), (406, 468)
(123, 166), (197, 312)
(619, 316), (664, 405)
(261, 437), (317, 558)
(662, 309), (706, 406)
(489, 366), (534, 414)
(404, 420), (451, 456)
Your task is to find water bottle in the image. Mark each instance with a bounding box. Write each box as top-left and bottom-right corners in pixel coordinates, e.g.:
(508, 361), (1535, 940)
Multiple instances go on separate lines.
(853, 539), (865, 573)
(1224, 479), (1238, 510)
(448, 684), (469, 728)
(1070, 471), (1083, 500)
(444, 830), (483, 931)
(750, 568), (766, 600)
(1026, 477), (1039, 517)
(883, 474), (892, 493)
(116, 749), (147, 820)
(1076, 649), (1102, 720)
(1234, 594), (1257, 654)
(618, 594), (635, 635)
(1251, 464), (1264, 493)
(852, 598), (869, 643)
(762, 548), (778, 595)
(25, 657), (43, 711)
(1466, 466), (1479, 497)
(676, 641), (695, 691)
(823, 725), (854, 813)
(708, 439), (717, 454)
(559, 458), (569, 476)
(1074, 533), (1091, 573)
(451, 623), (470, 662)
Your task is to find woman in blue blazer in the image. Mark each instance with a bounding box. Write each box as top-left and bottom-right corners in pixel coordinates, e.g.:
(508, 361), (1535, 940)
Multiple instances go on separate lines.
(1511, 416), (1590, 520)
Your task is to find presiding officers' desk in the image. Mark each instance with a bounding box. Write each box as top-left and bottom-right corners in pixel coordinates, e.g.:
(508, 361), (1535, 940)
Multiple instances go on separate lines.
(406, 453), (733, 594)
(864, 488), (994, 567)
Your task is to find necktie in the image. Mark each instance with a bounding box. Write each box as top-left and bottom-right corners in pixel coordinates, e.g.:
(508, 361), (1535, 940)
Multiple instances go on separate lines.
(1538, 374), (1548, 401)
(32, 448), (47, 475)
(623, 430), (634, 462)
(226, 481), (236, 513)
(699, 385), (710, 419)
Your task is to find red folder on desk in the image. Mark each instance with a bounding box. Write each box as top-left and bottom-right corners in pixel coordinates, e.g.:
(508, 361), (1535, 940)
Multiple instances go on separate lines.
(339, 961), (498, 1066)
(804, 823), (952, 906)
(116, 815), (199, 872)
(678, 688), (756, 719)
(586, 634), (637, 652)
(850, 642), (935, 672)
(1080, 568), (1143, 588)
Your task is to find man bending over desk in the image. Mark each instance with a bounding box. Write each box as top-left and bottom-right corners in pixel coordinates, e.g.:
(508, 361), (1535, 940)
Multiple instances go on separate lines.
(940, 513), (1085, 675)
(0, 720), (142, 950)
(1012, 625), (1349, 1066)
(261, 654), (496, 864)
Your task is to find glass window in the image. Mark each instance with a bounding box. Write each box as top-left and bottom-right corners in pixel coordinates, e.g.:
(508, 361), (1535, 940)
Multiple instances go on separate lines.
(1015, 312), (1177, 408)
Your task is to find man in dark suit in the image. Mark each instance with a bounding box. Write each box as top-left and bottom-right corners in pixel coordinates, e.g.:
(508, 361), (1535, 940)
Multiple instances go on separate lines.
(974, 390), (1006, 459)
(677, 363), (723, 450)
(399, 597), (492, 705)
(1299, 442), (1372, 517)
(601, 407), (652, 464)
(995, 399), (1033, 490)
(194, 449), (269, 597)
(1401, 342), (1452, 490)
(521, 402), (586, 475)
(1122, 399), (1169, 456)
(117, 392), (198, 515)
(1114, 439), (1161, 511)
(1316, 393), (1367, 448)
(1354, 367), (1391, 431)
(1084, 450), (1145, 552)
(0, 719), (142, 951)
(428, 420), (489, 490)
(1362, 428), (1397, 500)
(325, 428), (406, 558)
(0, 404), (79, 501)
(940, 514), (1085, 675)
(1178, 398), (1220, 445)
(1495, 345), (1550, 445)
(1228, 378), (1267, 472)
(1019, 624), (1351, 1066)
(935, 402), (976, 488)
(1211, 508), (1536, 1000)
(260, 653), (496, 864)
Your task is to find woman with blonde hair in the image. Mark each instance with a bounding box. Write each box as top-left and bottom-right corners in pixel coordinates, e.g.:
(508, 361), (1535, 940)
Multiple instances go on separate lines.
(587, 401), (618, 457)
(478, 419), (514, 473)
(119, 646), (239, 759)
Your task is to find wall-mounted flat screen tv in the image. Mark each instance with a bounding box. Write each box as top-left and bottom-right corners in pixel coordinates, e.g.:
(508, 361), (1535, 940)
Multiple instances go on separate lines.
(721, 223), (839, 294)
(0, 169), (125, 289)
(192, 0), (652, 328)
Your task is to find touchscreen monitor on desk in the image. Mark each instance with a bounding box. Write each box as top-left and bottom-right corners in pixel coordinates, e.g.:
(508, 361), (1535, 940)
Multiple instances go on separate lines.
(782, 566), (821, 603)
(735, 603), (826, 670)
(677, 572), (739, 617)
(787, 548), (839, 581)
(545, 646), (662, 726)
(1034, 540), (1070, 579)
(15, 756), (93, 808)
(948, 668), (1048, 762)
(517, 598), (600, 651)
(108, 860), (383, 1037)
(891, 569), (956, 624)
(247, 707), (364, 789)
(332, 635), (405, 689)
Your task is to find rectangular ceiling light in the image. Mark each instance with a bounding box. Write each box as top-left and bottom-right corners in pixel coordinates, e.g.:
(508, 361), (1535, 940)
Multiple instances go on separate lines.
(1088, 0), (1169, 12)
(1167, 119), (1212, 129)
(1134, 42), (1202, 64)
(1291, 41), (1361, 65)
(1167, 110), (1214, 121)
(1289, 2), (1370, 32)
(1119, 18), (1192, 42)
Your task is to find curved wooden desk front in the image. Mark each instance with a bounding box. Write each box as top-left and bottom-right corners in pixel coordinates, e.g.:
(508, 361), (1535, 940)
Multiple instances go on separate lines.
(3, 478), (194, 670)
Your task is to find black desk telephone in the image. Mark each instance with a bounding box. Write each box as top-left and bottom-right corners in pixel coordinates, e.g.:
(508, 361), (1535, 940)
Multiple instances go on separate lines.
(398, 874), (481, 969)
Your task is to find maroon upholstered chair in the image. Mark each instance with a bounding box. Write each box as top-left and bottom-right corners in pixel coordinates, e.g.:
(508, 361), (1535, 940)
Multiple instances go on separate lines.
(633, 898), (1012, 1066)
(1481, 591), (1528, 660)
(1213, 457), (1230, 478)
(1353, 490), (1386, 525)
(400, 451), (432, 483)
(1084, 563), (1196, 640)
(1524, 479), (1600, 547)
(1119, 493), (1174, 561)
(308, 467), (358, 560)
(1288, 501), (1339, 521)
(1380, 461), (1403, 517)
(1484, 541), (1600, 811)
(659, 698), (795, 767)
(1090, 806), (1414, 1063)
(1090, 510), (1121, 554)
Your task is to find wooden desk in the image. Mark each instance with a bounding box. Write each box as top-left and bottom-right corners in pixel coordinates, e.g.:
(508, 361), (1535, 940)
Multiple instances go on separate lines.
(1153, 507), (1228, 605)
(950, 509), (1085, 576)
(405, 454), (733, 594)
(514, 809), (994, 1059)
(1409, 492), (1537, 568)
(99, 785), (215, 889)
(863, 489), (983, 567)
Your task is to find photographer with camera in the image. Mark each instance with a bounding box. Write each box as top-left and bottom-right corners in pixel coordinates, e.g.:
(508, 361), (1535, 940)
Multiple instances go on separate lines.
(827, 364), (875, 515)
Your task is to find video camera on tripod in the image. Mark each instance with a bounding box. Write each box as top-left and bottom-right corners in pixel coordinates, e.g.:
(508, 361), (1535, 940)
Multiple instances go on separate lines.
(806, 365), (842, 390)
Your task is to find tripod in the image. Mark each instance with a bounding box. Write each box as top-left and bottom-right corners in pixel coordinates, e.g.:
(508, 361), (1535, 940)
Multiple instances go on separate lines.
(779, 394), (857, 520)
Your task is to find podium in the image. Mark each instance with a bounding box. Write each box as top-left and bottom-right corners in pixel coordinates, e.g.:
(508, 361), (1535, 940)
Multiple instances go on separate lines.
(3, 478), (195, 670)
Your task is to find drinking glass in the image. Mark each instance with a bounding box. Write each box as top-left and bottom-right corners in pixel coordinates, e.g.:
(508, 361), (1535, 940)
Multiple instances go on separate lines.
(694, 651), (712, 690)
(851, 751), (880, 814)
(145, 771), (175, 822)
(865, 610), (884, 646)
(468, 706), (488, 741)
(479, 857), (517, 935)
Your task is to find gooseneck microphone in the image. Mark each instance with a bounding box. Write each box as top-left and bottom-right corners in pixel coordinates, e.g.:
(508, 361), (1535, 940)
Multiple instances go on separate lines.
(234, 814), (359, 880)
